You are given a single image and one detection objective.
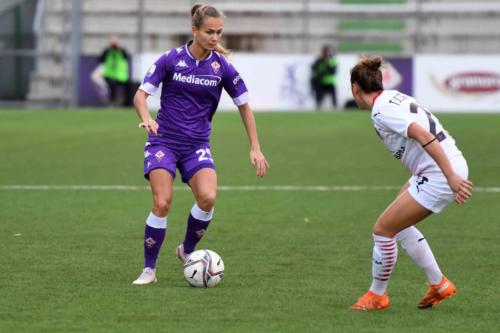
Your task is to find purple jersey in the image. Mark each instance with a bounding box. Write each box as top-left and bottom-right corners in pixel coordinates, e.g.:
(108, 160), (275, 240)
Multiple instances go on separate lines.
(140, 42), (248, 144)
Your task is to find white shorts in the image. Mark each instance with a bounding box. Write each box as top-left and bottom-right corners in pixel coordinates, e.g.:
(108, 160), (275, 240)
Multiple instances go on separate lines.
(408, 157), (469, 213)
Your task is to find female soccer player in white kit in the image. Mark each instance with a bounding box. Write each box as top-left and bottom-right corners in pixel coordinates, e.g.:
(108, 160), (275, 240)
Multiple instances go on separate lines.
(348, 56), (473, 311)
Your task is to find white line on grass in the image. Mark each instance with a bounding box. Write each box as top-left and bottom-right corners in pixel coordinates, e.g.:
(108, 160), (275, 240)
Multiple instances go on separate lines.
(0, 184), (499, 193)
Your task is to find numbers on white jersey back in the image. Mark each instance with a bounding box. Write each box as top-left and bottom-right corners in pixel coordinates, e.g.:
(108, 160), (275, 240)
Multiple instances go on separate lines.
(410, 102), (436, 134)
(409, 102), (446, 141)
(196, 148), (214, 162)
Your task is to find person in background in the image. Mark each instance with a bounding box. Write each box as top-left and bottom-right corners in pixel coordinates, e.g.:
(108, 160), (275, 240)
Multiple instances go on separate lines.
(311, 45), (337, 110)
(131, 3), (269, 285)
(348, 56), (473, 311)
(98, 35), (130, 106)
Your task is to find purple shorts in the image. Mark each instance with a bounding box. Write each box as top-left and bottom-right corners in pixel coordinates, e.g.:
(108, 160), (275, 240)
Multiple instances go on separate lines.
(144, 141), (216, 183)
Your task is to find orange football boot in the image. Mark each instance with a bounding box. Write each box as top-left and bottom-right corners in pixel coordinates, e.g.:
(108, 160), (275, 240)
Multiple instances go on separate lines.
(418, 276), (457, 309)
(349, 290), (390, 311)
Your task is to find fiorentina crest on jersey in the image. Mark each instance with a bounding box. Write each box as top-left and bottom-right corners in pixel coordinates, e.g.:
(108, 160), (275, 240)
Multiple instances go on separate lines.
(211, 61), (221, 73)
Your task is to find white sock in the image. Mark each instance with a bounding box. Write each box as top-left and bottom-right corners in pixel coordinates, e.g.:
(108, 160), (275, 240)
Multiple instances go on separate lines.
(396, 226), (442, 285)
(191, 203), (214, 221)
(146, 212), (167, 229)
(369, 234), (398, 295)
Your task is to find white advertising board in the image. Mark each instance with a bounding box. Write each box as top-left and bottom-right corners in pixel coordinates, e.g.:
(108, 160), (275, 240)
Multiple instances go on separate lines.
(414, 55), (500, 112)
(133, 52), (357, 111)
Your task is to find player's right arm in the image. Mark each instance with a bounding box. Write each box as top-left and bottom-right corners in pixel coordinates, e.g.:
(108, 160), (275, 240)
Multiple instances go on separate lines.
(134, 90), (158, 135)
(134, 51), (173, 135)
(407, 122), (473, 204)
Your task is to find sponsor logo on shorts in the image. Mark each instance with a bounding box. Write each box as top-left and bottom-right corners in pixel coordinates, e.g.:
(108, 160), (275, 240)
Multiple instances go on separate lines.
(416, 176), (429, 193)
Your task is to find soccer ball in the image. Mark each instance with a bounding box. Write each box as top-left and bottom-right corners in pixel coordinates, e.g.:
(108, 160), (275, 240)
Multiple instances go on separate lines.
(183, 249), (224, 287)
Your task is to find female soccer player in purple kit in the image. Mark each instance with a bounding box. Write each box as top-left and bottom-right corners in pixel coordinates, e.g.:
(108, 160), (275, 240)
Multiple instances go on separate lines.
(132, 3), (269, 285)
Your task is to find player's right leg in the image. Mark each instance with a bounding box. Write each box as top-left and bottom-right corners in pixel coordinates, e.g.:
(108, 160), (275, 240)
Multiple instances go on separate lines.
(396, 226), (444, 288)
(417, 275), (457, 309)
(133, 158), (175, 285)
(396, 226), (458, 308)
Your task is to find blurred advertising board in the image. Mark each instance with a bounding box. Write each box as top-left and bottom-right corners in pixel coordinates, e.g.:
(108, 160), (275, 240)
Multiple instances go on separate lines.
(131, 53), (412, 111)
(414, 55), (500, 112)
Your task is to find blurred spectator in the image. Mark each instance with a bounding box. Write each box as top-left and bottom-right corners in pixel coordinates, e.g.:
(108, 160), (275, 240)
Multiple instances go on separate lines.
(311, 45), (337, 110)
(95, 35), (130, 107)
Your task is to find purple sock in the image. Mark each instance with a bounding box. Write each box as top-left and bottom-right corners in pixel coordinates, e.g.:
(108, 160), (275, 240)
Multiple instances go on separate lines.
(183, 205), (212, 254)
(143, 213), (167, 269)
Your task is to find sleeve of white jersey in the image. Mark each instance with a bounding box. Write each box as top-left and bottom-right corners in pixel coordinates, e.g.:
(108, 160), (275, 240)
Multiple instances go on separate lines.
(372, 105), (416, 138)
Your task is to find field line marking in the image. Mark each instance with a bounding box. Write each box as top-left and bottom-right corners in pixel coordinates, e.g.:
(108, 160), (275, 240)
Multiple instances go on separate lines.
(0, 185), (499, 193)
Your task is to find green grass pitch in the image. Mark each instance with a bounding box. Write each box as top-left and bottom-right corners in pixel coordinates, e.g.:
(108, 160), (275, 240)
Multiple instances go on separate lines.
(0, 109), (499, 332)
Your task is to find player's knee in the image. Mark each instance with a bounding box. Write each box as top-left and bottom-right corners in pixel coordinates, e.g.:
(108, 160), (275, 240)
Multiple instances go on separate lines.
(372, 224), (395, 238)
(197, 192), (216, 211)
(153, 197), (172, 216)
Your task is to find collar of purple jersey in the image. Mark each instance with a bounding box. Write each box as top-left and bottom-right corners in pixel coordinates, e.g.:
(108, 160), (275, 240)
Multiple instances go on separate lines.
(185, 40), (214, 62)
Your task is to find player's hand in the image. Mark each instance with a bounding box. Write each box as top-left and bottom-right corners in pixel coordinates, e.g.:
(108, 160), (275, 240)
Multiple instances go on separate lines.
(138, 119), (159, 135)
(447, 173), (473, 204)
(250, 149), (269, 177)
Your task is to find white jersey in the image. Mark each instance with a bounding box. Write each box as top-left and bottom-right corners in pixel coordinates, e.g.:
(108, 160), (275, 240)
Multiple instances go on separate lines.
(371, 90), (463, 176)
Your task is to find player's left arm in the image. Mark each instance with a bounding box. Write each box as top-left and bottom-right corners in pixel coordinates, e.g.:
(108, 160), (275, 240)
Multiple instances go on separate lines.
(407, 122), (473, 204)
(237, 103), (269, 177)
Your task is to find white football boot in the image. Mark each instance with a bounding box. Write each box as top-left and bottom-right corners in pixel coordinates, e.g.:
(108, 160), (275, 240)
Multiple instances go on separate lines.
(175, 244), (190, 263)
(132, 267), (157, 285)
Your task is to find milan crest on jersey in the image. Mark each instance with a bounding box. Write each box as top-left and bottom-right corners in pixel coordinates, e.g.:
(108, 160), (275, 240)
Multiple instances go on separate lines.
(145, 237), (156, 248)
(176, 60), (188, 68)
(211, 61), (221, 73)
(155, 150), (165, 162)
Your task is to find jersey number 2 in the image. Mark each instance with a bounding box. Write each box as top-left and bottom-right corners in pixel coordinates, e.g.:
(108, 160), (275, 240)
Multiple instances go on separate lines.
(196, 148), (213, 162)
(409, 102), (445, 141)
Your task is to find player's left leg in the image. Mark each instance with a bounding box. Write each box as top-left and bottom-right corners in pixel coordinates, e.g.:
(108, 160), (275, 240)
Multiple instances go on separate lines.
(395, 181), (444, 286)
(396, 226), (443, 285)
(349, 190), (432, 311)
(176, 168), (217, 263)
(396, 226), (456, 308)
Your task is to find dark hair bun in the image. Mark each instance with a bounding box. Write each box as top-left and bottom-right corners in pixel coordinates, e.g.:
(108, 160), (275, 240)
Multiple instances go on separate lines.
(361, 56), (383, 71)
